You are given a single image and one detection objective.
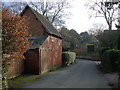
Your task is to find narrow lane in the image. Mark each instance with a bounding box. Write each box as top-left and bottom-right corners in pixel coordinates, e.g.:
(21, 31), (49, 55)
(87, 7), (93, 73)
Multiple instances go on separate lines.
(22, 59), (110, 88)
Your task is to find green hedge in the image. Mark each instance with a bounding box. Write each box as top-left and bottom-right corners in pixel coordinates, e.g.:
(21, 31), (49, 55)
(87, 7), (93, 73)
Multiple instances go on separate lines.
(101, 49), (120, 72)
(99, 47), (110, 60)
(87, 44), (95, 53)
(117, 35), (120, 50)
(62, 52), (76, 66)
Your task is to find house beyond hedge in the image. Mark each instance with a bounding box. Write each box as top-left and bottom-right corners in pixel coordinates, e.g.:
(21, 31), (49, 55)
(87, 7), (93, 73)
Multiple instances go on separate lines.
(21, 5), (63, 74)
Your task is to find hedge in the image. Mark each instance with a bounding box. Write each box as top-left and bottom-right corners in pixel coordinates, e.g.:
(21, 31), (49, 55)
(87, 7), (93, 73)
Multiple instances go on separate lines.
(99, 47), (110, 60)
(62, 52), (76, 66)
(117, 34), (120, 50)
(101, 49), (120, 72)
(87, 44), (95, 53)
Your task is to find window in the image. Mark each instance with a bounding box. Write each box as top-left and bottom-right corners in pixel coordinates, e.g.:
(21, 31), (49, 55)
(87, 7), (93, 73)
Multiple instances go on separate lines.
(51, 36), (55, 42)
(58, 40), (61, 46)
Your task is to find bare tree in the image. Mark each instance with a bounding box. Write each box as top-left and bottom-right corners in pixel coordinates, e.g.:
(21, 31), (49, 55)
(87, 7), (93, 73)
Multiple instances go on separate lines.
(86, 0), (119, 30)
(29, 0), (70, 27)
(88, 23), (106, 36)
(2, 2), (27, 14)
(3, 0), (71, 27)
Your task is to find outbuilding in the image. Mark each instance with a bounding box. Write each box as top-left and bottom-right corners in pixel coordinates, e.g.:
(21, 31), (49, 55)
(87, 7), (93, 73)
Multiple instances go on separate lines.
(21, 5), (63, 74)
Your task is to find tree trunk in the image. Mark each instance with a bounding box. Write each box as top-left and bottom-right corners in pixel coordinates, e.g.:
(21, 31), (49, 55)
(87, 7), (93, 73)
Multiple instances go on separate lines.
(108, 22), (112, 30)
(108, 24), (112, 30)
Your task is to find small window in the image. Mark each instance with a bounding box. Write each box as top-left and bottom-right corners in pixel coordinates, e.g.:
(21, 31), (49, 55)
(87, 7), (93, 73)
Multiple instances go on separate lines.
(58, 40), (61, 46)
(51, 36), (55, 42)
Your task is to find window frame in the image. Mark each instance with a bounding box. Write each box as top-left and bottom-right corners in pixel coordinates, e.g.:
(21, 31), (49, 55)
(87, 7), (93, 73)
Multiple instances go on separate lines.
(51, 36), (55, 42)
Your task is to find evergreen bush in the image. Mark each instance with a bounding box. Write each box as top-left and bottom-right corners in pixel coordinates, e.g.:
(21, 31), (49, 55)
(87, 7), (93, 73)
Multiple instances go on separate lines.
(101, 49), (120, 72)
(117, 35), (120, 50)
(87, 44), (95, 53)
(62, 52), (76, 66)
(99, 47), (110, 60)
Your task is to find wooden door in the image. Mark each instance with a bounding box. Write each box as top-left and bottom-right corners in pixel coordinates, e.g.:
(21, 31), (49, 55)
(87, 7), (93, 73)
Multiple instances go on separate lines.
(24, 49), (39, 74)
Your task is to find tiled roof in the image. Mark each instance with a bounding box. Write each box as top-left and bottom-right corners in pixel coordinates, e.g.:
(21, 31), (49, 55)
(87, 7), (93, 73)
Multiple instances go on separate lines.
(21, 5), (63, 39)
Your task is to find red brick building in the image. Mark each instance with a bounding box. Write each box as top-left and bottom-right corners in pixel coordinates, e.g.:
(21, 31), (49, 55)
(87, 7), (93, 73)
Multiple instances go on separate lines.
(21, 5), (63, 74)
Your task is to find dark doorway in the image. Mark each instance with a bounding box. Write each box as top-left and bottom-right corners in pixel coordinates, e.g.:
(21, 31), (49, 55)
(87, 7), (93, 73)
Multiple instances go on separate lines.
(24, 49), (39, 74)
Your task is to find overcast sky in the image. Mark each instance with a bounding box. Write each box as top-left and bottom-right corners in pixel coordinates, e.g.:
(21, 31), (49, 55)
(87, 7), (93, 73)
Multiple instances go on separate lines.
(3, 0), (117, 33)
(65, 0), (116, 33)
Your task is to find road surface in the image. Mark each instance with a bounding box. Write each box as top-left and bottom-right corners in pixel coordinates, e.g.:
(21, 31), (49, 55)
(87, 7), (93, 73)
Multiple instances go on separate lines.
(22, 59), (110, 88)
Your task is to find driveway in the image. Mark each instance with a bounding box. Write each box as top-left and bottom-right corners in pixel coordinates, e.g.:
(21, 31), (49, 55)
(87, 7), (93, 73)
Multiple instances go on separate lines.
(22, 59), (110, 88)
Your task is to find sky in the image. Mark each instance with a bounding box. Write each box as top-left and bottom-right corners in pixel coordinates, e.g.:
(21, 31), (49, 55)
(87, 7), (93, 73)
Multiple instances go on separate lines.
(65, 0), (116, 33)
(3, 0), (117, 33)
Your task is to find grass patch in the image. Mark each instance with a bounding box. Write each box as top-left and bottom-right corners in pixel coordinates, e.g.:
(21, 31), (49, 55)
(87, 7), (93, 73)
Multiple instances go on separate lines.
(8, 74), (41, 88)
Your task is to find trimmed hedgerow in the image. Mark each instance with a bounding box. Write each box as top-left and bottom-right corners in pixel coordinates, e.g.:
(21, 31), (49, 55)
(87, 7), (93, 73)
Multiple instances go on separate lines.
(99, 47), (110, 60)
(62, 52), (76, 66)
(101, 49), (120, 72)
(117, 35), (120, 50)
(87, 44), (95, 53)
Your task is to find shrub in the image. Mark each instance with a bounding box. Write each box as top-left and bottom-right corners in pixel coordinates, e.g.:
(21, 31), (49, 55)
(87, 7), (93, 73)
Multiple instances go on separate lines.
(87, 44), (95, 53)
(62, 52), (76, 66)
(2, 9), (30, 89)
(99, 47), (110, 60)
(96, 30), (119, 48)
(101, 49), (120, 72)
(117, 34), (120, 50)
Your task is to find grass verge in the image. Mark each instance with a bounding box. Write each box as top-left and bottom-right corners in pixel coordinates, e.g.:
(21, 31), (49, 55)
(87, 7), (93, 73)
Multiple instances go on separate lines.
(8, 74), (41, 88)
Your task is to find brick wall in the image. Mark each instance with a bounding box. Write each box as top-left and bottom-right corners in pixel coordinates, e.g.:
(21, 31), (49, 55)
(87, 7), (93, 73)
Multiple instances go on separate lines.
(22, 8), (47, 36)
(22, 7), (62, 74)
(6, 59), (24, 79)
(40, 35), (62, 73)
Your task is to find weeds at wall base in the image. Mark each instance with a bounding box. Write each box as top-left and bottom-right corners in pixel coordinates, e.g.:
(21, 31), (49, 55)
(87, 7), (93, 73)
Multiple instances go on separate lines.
(8, 74), (41, 88)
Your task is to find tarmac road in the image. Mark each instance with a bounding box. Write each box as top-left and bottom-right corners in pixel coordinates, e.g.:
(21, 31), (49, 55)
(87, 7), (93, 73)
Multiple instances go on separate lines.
(22, 59), (110, 88)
